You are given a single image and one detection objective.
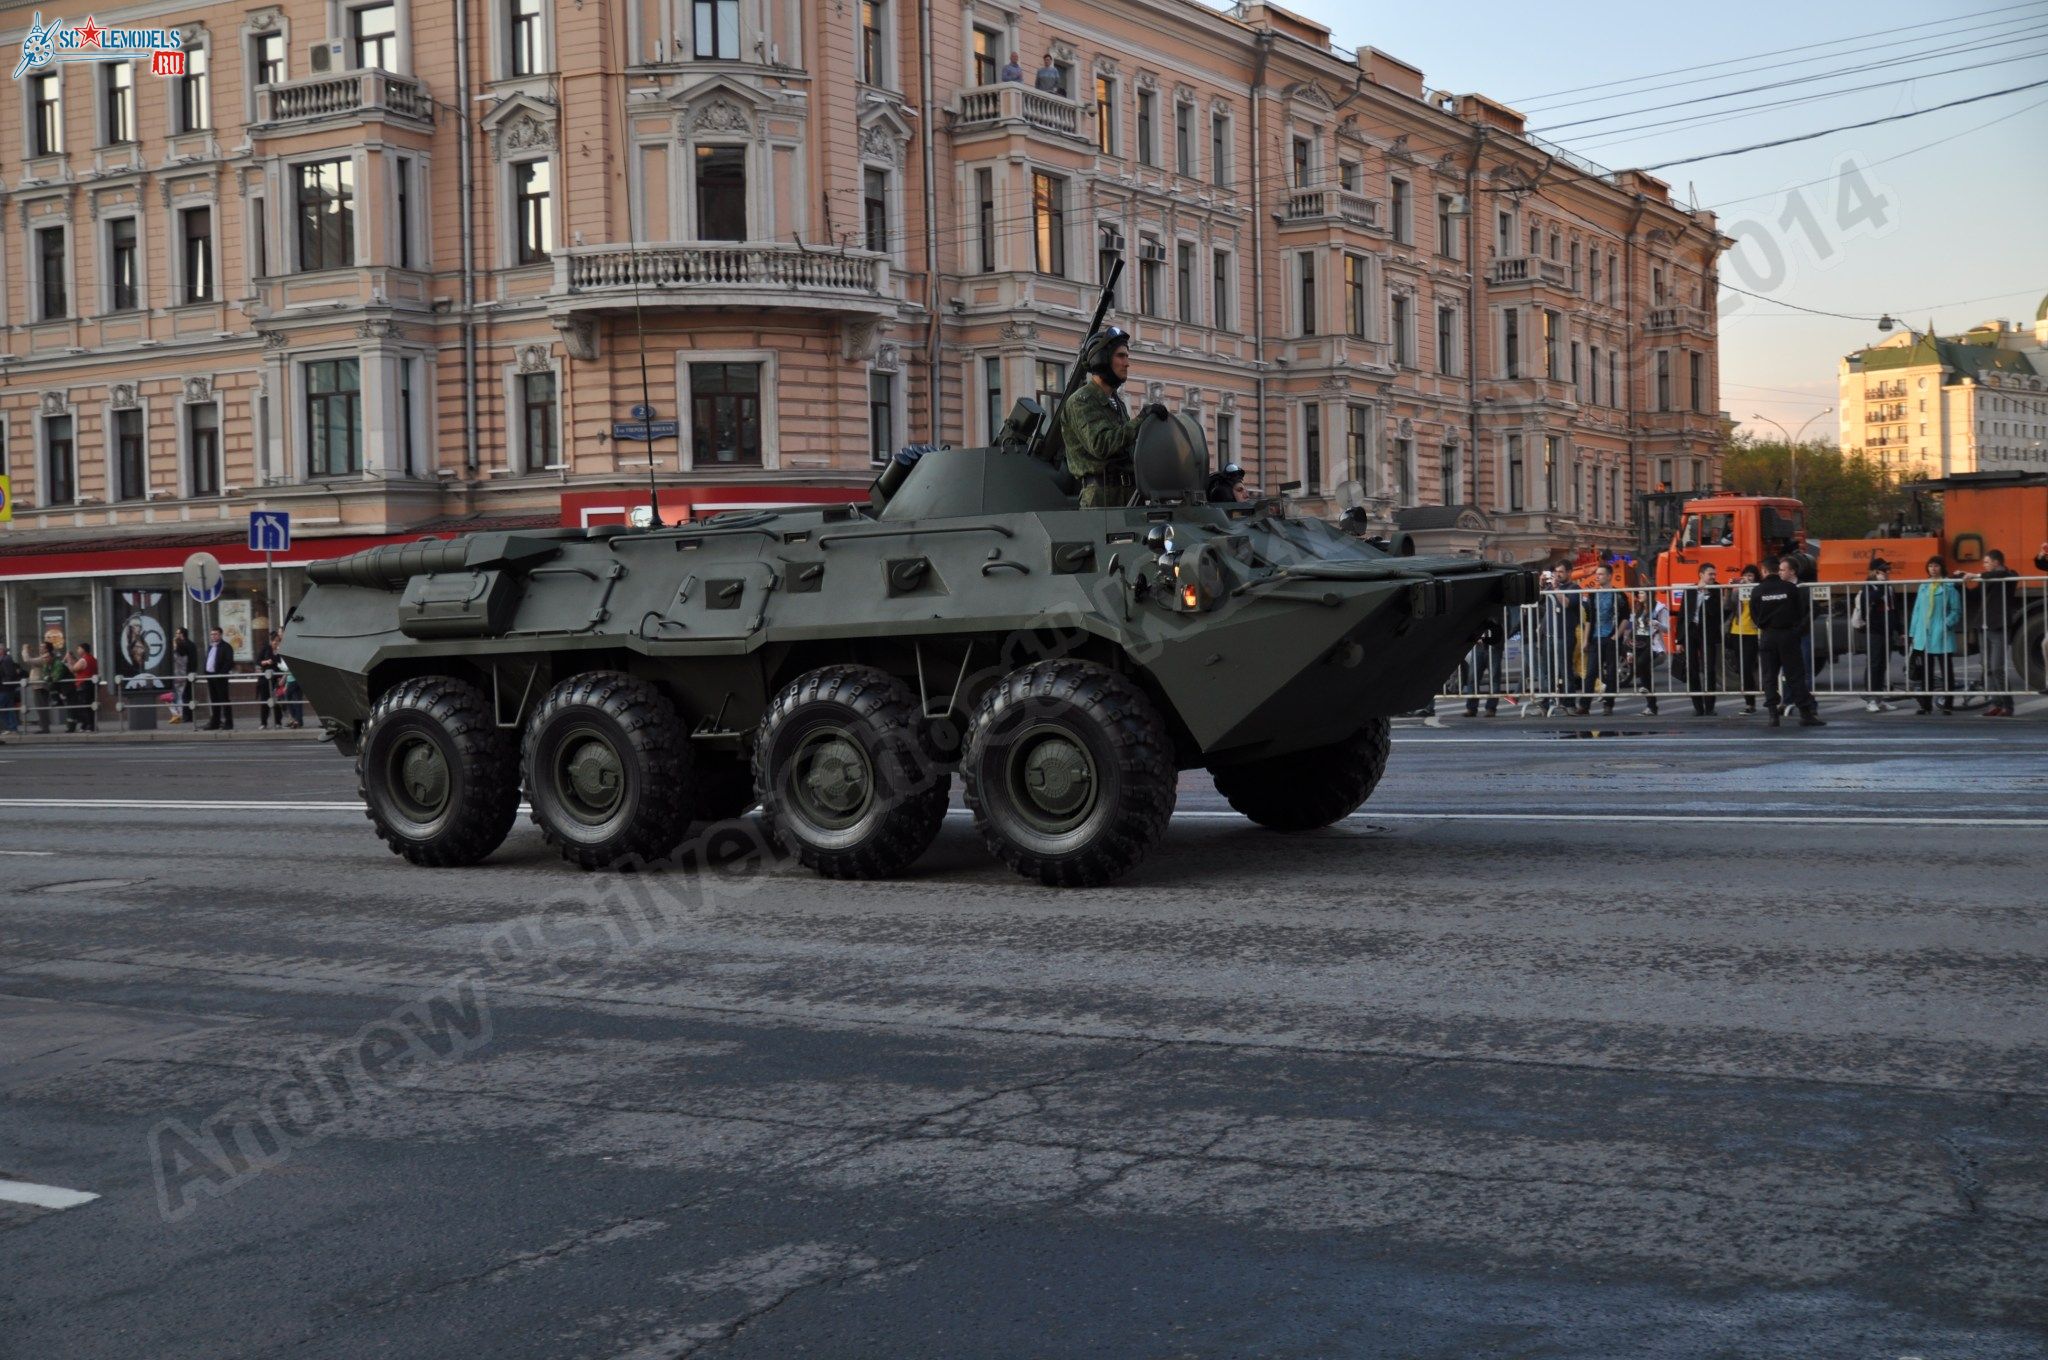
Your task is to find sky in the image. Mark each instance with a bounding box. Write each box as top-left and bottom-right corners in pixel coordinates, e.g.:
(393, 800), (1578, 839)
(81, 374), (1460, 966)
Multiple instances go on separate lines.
(1219, 0), (2048, 442)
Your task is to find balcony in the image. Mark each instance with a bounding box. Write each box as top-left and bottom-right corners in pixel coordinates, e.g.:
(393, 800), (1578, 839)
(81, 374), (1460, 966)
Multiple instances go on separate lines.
(950, 83), (1089, 145)
(255, 71), (434, 128)
(1645, 304), (1712, 334)
(1488, 255), (1572, 290)
(1277, 189), (1383, 232)
(550, 242), (896, 317)
(1638, 409), (1723, 440)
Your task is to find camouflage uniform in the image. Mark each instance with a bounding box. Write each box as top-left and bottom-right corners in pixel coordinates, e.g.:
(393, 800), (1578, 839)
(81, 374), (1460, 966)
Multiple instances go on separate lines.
(1060, 380), (1144, 508)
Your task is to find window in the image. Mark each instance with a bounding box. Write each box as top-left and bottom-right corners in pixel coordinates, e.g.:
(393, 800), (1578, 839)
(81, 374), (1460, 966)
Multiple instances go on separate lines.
(982, 356), (1003, 442)
(1610, 468), (1621, 524)
(696, 0), (740, 59)
(694, 145), (746, 241)
(1651, 266), (1665, 304)
(1390, 179), (1410, 245)
(1572, 462), (1584, 517)
(520, 371), (557, 471)
(1341, 255), (1367, 337)
(1138, 236), (1162, 317)
(1571, 340), (1581, 398)
(1609, 352), (1618, 407)
(36, 227), (67, 320)
(108, 218), (140, 312)
(1304, 405), (1322, 493)
(31, 72), (62, 156)
(1298, 251), (1317, 336)
(188, 403), (221, 497)
(1211, 250), (1231, 331)
(868, 371), (896, 463)
(307, 359), (363, 476)
(1174, 103), (1193, 176)
(1569, 241), (1580, 292)
(102, 62), (135, 144)
(1528, 224), (1539, 255)
(1545, 435), (1563, 509)
(1176, 242), (1195, 323)
(1436, 195), (1457, 258)
(1440, 443), (1459, 506)
(1589, 345), (1600, 405)
(975, 168), (995, 272)
(1655, 351), (1671, 411)
(45, 415), (77, 507)
(296, 160), (356, 271)
(1391, 294), (1411, 368)
(1690, 351), (1704, 413)
(252, 196), (269, 278)
(1548, 230), (1559, 259)
(395, 157), (415, 268)
(1589, 250), (1601, 302)
(1136, 90), (1157, 166)
(1542, 310), (1559, 379)
(1095, 77), (1118, 155)
(1210, 111), (1229, 185)
(181, 206), (215, 303)
(1032, 172), (1066, 276)
(352, 2), (397, 69)
(399, 359), (419, 476)
(1394, 437), (1413, 505)
(115, 409), (147, 502)
(1346, 406), (1370, 491)
(1690, 457), (1705, 490)
(1606, 252), (1618, 305)
(1339, 160), (1360, 193)
(1437, 306), (1456, 376)
(1035, 359), (1065, 417)
(863, 168), (888, 254)
(1291, 136), (1310, 188)
(1503, 309), (1519, 379)
(859, 0), (886, 85)
(251, 31), (285, 86)
(971, 26), (1001, 85)
(1506, 434), (1524, 511)
(1495, 211), (1512, 260)
(178, 45), (212, 132)
(1097, 224), (1122, 302)
(1216, 413), (1234, 462)
(690, 363), (762, 465)
(510, 0), (544, 76)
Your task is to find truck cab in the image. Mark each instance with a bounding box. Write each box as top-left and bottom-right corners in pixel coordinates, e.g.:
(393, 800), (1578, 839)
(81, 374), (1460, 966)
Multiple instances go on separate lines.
(1656, 496), (1806, 595)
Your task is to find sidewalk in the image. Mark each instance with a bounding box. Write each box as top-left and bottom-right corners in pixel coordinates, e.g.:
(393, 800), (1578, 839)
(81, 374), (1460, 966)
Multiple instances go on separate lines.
(0, 724), (318, 746)
(1422, 691), (2048, 726)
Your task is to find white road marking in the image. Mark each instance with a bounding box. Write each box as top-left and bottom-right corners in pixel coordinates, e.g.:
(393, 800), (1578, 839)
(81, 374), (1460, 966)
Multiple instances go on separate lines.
(0, 1179), (98, 1210)
(0, 850), (56, 856)
(0, 799), (361, 811)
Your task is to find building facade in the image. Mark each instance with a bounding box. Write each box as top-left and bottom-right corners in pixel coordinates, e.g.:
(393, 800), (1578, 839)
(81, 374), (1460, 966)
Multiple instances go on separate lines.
(1837, 304), (2048, 479)
(1, 0), (1724, 675)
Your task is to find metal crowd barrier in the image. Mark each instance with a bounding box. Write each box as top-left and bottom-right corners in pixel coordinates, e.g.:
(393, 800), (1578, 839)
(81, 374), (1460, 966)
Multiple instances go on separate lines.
(1437, 575), (2048, 714)
(0, 671), (310, 733)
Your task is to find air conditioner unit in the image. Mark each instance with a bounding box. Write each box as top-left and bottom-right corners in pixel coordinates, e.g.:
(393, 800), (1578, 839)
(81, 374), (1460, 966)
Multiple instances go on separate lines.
(1444, 193), (1469, 215)
(1098, 224), (1125, 252)
(307, 39), (344, 73)
(1138, 239), (1167, 264)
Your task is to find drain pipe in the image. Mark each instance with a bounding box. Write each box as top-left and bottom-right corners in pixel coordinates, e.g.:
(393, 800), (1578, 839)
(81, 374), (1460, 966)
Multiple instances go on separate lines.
(1465, 123), (1485, 508)
(455, 0), (479, 474)
(918, 0), (941, 443)
(1250, 32), (1271, 492)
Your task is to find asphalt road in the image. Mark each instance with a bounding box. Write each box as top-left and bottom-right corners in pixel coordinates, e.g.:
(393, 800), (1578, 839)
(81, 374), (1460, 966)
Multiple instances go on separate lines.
(2, 720), (2045, 1359)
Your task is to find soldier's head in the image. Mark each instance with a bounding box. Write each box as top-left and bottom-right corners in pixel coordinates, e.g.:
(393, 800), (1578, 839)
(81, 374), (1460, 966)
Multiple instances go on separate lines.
(1083, 327), (1132, 388)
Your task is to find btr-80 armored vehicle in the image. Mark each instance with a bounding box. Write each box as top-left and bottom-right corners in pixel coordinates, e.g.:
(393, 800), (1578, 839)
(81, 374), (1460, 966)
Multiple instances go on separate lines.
(285, 298), (1530, 886)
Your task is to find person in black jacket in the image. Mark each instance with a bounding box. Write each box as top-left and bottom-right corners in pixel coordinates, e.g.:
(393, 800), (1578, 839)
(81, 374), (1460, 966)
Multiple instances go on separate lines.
(254, 631), (283, 730)
(1751, 557), (1825, 727)
(0, 643), (20, 734)
(202, 628), (236, 731)
(1854, 560), (1903, 712)
(169, 627), (200, 724)
(1679, 563), (1726, 716)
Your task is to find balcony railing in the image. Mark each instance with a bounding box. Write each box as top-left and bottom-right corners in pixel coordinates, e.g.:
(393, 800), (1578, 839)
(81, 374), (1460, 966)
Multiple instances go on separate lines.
(1280, 189), (1383, 230)
(256, 70), (434, 125)
(952, 83), (1086, 141)
(555, 242), (888, 307)
(1489, 255), (1572, 289)
(1645, 304), (1712, 333)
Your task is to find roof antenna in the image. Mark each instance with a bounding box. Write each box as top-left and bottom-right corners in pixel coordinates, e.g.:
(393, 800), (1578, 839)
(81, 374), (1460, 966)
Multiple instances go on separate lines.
(615, 60), (663, 529)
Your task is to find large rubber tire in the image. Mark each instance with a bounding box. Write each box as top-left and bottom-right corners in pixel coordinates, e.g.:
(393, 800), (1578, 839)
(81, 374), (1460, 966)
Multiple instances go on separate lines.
(358, 676), (520, 867)
(962, 660), (1177, 887)
(523, 671), (694, 869)
(1211, 718), (1391, 832)
(754, 665), (948, 878)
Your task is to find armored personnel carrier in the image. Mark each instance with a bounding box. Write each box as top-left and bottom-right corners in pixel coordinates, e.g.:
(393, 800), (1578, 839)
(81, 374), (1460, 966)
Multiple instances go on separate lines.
(285, 291), (1530, 886)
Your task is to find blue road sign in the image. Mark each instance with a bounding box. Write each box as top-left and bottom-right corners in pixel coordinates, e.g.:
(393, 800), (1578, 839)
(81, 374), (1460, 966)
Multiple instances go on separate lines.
(248, 510), (292, 554)
(629, 403), (657, 421)
(613, 420), (679, 441)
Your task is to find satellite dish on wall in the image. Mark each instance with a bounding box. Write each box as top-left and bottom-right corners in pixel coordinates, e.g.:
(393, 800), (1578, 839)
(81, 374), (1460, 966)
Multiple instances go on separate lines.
(1334, 479), (1368, 511)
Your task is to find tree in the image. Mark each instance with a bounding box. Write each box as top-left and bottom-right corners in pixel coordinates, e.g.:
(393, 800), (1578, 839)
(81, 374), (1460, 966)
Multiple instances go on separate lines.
(1720, 436), (1912, 540)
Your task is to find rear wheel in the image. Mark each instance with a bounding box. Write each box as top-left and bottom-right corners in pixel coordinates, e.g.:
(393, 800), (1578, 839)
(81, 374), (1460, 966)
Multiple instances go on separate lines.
(754, 665), (948, 878)
(524, 671), (694, 869)
(963, 660), (1176, 887)
(358, 676), (520, 866)
(1211, 719), (1391, 832)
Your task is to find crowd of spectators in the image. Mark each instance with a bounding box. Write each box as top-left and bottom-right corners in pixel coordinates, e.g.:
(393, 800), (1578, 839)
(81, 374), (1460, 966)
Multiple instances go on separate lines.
(0, 628), (302, 735)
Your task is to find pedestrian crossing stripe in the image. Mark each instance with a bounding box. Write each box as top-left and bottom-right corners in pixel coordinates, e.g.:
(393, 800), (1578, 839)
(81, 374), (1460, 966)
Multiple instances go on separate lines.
(0, 473), (12, 522)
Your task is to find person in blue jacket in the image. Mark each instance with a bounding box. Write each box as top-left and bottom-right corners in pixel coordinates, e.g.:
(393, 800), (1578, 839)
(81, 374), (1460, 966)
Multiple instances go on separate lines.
(1908, 555), (1963, 715)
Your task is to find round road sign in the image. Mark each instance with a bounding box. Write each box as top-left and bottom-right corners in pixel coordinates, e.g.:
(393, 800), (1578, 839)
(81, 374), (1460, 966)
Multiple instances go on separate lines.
(183, 552), (226, 605)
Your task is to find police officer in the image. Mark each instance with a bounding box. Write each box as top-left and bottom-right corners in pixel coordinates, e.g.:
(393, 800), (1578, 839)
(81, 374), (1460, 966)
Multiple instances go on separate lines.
(1060, 327), (1166, 508)
(1749, 556), (1825, 728)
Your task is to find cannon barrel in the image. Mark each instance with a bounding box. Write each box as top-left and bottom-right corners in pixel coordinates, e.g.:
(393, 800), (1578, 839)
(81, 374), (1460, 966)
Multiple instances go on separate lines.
(305, 540), (473, 591)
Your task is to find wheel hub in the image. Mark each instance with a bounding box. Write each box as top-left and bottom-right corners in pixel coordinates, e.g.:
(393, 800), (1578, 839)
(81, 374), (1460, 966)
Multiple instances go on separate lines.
(799, 735), (870, 818)
(1021, 736), (1092, 817)
(559, 736), (625, 821)
(393, 738), (450, 818)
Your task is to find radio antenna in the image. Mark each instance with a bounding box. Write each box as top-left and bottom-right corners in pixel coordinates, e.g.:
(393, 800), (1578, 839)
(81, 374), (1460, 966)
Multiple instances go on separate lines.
(613, 37), (664, 528)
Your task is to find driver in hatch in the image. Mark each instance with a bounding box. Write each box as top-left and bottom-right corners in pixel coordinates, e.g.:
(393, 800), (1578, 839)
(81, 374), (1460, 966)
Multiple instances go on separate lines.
(1061, 327), (1167, 507)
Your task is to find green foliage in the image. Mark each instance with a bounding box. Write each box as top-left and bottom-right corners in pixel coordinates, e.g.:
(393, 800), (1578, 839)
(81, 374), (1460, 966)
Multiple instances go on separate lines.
(1720, 436), (1913, 540)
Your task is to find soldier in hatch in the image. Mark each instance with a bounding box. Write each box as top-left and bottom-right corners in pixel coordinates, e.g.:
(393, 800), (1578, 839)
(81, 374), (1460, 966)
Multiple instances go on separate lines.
(1060, 327), (1167, 507)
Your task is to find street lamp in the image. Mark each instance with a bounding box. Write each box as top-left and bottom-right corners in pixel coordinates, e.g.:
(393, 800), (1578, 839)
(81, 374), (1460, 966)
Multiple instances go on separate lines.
(1750, 408), (1832, 500)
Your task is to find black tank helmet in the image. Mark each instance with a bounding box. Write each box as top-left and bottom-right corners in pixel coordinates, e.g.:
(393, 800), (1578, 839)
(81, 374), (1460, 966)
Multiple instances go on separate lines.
(1080, 326), (1132, 387)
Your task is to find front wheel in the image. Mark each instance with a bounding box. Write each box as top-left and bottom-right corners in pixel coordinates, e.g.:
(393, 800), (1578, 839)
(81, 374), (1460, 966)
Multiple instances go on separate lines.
(963, 660), (1177, 887)
(1211, 719), (1390, 831)
(754, 665), (949, 878)
(358, 676), (521, 866)
(524, 672), (695, 869)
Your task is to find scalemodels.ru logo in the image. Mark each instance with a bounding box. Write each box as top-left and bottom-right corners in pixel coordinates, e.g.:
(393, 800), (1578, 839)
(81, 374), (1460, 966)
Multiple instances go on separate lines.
(11, 12), (187, 81)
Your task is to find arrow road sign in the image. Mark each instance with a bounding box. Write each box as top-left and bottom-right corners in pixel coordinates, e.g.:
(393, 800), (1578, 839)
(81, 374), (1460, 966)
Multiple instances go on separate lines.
(183, 553), (226, 605)
(248, 510), (291, 554)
